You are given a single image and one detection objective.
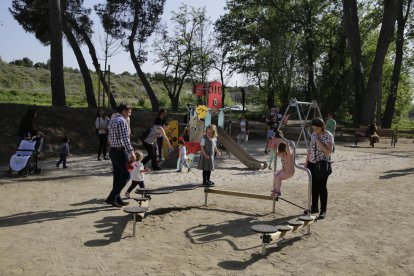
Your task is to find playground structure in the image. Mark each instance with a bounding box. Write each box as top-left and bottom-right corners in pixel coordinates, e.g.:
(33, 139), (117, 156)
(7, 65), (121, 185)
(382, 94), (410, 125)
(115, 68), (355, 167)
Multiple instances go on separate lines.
(278, 98), (323, 148)
(125, 139), (316, 254)
(162, 81), (267, 170)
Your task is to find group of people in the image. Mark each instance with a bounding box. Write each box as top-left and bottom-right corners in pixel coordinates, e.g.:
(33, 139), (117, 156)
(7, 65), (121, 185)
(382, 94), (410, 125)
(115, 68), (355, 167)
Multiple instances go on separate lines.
(17, 105), (333, 219)
(266, 116), (334, 220)
(103, 103), (220, 207)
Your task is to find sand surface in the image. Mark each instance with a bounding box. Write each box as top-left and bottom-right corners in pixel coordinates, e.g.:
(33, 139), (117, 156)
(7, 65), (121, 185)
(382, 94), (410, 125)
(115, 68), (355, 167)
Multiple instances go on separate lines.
(0, 139), (413, 276)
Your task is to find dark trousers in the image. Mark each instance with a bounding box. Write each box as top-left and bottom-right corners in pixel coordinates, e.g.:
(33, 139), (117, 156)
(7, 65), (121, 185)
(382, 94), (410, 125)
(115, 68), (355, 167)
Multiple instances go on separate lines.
(142, 142), (158, 169)
(107, 148), (130, 203)
(56, 154), (67, 167)
(157, 136), (163, 159)
(308, 162), (329, 212)
(126, 180), (145, 193)
(97, 134), (108, 158)
(202, 170), (211, 184)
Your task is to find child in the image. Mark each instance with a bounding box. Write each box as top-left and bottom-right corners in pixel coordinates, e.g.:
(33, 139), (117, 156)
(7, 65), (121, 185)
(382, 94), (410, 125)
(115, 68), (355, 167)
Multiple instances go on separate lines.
(197, 124), (221, 186)
(265, 130), (284, 170)
(177, 140), (191, 172)
(124, 151), (150, 198)
(56, 136), (69, 169)
(271, 140), (295, 197)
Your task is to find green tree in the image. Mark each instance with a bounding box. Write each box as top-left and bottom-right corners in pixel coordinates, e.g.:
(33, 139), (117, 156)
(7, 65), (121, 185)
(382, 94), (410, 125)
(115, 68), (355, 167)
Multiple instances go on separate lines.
(96, 0), (165, 112)
(152, 4), (209, 111)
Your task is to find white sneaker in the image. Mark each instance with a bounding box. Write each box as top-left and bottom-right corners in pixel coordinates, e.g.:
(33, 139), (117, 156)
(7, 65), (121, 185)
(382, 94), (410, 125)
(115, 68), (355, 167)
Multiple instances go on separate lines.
(124, 192), (130, 198)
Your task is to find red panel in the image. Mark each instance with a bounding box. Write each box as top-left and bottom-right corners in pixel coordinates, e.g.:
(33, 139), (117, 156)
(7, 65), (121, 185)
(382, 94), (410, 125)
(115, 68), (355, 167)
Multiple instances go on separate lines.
(207, 81), (222, 108)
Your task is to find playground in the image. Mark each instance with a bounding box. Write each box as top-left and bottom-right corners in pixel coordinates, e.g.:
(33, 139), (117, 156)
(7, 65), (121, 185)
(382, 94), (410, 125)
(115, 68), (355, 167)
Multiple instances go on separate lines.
(0, 139), (413, 275)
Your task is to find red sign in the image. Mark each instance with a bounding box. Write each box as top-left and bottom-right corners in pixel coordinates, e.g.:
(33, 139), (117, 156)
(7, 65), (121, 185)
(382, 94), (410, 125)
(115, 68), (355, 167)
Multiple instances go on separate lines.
(207, 81), (222, 109)
(193, 83), (206, 97)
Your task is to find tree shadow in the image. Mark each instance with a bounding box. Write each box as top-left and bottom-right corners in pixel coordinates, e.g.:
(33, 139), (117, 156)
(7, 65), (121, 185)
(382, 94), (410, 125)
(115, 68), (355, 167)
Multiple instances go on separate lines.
(184, 209), (299, 253)
(380, 167), (414, 179)
(217, 236), (304, 271)
(0, 204), (114, 228)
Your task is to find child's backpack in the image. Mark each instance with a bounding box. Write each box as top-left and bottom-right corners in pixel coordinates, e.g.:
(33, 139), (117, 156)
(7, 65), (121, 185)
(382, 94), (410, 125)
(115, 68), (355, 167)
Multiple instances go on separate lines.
(140, 127), (152, 142)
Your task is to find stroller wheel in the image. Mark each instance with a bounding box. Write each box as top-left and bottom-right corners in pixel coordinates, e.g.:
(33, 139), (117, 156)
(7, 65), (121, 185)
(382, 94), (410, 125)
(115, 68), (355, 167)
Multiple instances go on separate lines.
(34, 168), (41, 174)
(19, 171), (28, 178)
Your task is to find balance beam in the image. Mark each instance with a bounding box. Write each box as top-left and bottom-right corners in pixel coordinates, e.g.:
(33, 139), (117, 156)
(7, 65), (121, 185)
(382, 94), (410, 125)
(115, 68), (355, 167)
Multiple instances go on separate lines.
(204, 188), (277, 213)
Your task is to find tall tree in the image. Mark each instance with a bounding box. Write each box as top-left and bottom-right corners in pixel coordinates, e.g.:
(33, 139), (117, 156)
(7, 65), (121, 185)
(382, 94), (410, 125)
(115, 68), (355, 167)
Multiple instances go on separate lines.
(10, 0), (98, 107)
(153, 4), (208, 111)
(382, 0), (412, 128)
(361, 0), (401, 125)
(48, 0), (66, 106)
(96, 0), (165, 112)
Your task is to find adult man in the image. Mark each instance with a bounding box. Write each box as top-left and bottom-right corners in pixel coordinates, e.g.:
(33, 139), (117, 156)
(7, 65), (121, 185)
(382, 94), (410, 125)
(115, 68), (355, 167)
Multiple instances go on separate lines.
(105, 103), (136, 207)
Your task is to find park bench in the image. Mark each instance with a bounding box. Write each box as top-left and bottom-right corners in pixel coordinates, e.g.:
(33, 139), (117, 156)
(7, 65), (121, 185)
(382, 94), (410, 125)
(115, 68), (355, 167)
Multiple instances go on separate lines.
(354, 127), (397, 147)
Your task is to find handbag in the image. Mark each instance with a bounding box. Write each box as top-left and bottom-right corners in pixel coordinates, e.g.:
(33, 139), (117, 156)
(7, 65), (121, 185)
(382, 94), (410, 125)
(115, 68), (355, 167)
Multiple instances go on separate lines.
(314, 160), (332, 178)
(313, 137), (332, 178)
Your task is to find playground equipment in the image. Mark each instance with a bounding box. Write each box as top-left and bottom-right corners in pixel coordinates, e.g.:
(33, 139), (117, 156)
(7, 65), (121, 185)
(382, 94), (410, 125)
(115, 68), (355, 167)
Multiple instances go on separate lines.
(278, 98), (322, 148)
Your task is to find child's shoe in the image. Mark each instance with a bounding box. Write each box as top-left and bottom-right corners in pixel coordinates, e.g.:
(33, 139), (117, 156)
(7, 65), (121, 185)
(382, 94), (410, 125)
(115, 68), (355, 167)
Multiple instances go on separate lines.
(125, 192), (130, 198)
(176, 169), (182, 172)
(188, 168), (191, 172)
(63, 166), (68, 169)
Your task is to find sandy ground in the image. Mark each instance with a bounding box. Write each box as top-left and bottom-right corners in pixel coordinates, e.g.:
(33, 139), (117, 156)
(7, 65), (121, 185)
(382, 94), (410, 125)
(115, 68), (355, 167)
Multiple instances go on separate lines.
(0, 139), (413, 276)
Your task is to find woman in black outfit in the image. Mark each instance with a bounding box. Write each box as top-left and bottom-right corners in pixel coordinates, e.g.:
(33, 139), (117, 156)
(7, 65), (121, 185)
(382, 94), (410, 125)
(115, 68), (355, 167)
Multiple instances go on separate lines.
(305, 118), (334, 219)
(95, 108), (109, 160)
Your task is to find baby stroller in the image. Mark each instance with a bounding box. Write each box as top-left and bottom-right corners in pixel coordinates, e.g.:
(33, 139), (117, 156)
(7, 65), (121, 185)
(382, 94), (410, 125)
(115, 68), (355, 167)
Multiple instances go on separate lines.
(4, 138), (42, 177)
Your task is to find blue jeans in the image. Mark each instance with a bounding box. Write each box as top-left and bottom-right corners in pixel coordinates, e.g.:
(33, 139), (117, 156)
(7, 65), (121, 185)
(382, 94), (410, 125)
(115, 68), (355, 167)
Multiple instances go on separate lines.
(106, 148), (130, 203)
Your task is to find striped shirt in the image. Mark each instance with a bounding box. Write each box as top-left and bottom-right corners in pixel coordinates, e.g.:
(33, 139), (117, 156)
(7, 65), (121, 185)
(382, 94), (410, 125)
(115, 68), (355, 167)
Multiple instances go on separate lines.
(108, 113), (133, 152)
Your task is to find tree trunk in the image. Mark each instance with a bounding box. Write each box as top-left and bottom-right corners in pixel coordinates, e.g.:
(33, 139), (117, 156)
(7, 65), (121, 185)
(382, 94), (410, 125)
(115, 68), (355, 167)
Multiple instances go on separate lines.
(68, 18), (117, 110)
(342, 0), (364, 126)
(382, 0), (410, 128)
(62, 20), (96, 108)
(129, 3), (159, 112)
(48, 0), (66, 106)
(361, 0), (400, 125)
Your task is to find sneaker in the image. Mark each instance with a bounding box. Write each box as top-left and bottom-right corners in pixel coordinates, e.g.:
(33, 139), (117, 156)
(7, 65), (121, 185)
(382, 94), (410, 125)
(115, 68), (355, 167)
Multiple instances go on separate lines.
(125, 192), (130, 198)
(188, 168), (191, 172)
(318, 211), (326, 219)
(118, 200), (129, 206)
(105, 199), (121, 208)
(207, 180), (215, 186)
(63, 166), (68, 169)
(103, 156), (110, 160)
(97, 157), (103, 161)
(176, 169), (182, 172)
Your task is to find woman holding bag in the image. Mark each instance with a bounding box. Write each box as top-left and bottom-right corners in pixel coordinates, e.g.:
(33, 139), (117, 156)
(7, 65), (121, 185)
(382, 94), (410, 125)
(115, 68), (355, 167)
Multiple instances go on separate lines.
(305, 118), (334, 219)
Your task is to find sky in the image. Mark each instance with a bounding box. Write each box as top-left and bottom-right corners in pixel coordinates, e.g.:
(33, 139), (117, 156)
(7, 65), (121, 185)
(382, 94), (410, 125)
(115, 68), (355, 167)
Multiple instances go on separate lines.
(0, 0), (242, 85)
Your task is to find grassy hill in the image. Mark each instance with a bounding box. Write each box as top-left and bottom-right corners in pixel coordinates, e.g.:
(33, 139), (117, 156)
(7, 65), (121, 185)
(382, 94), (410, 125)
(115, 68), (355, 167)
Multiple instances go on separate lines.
(0, 60), (197, 108)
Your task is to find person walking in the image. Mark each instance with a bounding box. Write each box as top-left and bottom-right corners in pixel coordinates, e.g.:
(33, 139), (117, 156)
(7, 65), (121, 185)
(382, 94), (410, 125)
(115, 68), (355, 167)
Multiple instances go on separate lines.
(56, 136), (69, 169)
(95, 108), (109, 161)
(305, 118), (334, 219)
(142, 123), (172, 170)
(105, 103), (136, 208)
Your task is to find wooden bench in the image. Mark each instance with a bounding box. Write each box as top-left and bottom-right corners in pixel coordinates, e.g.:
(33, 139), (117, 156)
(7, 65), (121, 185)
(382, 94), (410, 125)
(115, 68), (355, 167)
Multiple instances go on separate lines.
(354, 127), (397, 147)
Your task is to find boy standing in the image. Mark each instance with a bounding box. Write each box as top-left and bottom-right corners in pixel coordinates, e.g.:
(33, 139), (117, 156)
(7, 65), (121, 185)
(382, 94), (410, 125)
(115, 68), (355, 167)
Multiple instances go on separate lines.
(56, 136), (69, 169)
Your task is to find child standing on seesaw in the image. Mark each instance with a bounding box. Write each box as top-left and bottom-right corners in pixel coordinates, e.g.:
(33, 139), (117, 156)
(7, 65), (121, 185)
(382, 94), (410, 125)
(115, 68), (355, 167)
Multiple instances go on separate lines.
(271, 140), (295, 197)
(265, 130), (284, 170)
(176, 140), (191, 172)
(198, 124), (221, 186)
(124, 151), (150, 198)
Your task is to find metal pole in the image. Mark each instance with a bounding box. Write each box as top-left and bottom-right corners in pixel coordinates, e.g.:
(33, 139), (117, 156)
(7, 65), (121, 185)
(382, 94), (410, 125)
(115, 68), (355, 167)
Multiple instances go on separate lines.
(132, 213), (136, 237)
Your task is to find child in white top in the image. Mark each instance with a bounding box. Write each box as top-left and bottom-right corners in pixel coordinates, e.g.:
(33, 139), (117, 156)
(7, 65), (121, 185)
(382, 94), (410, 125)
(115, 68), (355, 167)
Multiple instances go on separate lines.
(124, 151), (150, 198)
(177, 140), (191, 172)
(271, 140), (295, 197)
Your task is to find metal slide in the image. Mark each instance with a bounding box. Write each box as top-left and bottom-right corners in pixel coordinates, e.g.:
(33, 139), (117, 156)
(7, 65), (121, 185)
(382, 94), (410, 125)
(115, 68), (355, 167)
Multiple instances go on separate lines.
(217, 127), (267, 170)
